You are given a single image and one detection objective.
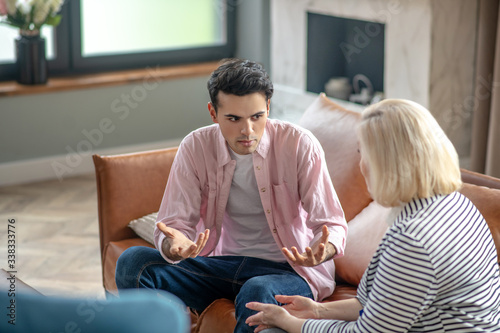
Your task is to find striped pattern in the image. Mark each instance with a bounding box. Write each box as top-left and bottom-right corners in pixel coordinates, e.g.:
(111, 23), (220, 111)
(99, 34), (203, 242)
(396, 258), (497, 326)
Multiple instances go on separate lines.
(304, 192), (500, 332)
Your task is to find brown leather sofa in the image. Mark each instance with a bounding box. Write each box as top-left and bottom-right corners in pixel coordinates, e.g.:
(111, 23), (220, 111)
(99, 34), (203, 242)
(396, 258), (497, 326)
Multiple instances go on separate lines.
(92, 94), (500, 333)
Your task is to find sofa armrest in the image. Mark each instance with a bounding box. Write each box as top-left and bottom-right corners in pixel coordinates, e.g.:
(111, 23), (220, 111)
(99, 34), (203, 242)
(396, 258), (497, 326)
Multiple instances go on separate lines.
(461, 168), (500, 190)
(459, 168), (500, 263)
(92, 147), (178, 263)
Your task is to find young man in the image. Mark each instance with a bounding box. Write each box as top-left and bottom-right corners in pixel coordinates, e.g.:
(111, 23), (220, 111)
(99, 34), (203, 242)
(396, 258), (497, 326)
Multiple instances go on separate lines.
(116, 59), (347, 333)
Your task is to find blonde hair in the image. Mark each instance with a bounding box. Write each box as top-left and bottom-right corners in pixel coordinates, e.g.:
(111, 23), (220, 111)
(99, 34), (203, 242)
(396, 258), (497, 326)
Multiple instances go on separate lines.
(358, 99), (462, 207)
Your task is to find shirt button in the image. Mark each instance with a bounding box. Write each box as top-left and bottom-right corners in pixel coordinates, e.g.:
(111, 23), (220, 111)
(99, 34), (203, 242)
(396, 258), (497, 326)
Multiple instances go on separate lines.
(261, 187), (266, 192)
(273, 228), (277, 233)
(256, 166), (261, 170)
(266, 209), (271, 214)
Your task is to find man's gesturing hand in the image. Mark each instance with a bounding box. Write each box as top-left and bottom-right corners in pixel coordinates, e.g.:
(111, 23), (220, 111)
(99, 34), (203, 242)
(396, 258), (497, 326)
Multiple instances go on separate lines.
(282, 225), (336, 267)
(157, 223), (209, 261)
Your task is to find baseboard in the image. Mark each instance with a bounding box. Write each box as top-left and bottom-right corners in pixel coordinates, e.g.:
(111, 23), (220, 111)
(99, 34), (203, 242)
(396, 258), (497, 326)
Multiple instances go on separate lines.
(0, 139), (182, 186)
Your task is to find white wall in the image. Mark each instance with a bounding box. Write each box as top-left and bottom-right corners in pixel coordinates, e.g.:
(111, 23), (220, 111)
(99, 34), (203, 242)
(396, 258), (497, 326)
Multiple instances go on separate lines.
(0, 0), (272, 186)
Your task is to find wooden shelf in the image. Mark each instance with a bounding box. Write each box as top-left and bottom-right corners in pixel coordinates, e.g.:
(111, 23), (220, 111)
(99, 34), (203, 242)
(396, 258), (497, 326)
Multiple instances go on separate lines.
(0, 61), (219, 98)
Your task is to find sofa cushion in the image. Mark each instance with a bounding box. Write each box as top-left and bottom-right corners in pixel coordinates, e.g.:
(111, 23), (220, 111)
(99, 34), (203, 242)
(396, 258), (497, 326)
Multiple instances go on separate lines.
(128, 212), (158, 245)
(298, 93), (372, 222)
(333, 201), (391, 286)
(322, 284), (358, 302)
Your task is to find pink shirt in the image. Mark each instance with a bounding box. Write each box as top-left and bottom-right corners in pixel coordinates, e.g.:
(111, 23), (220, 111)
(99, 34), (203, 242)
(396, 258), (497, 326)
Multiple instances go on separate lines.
(154, 119), (347, 300)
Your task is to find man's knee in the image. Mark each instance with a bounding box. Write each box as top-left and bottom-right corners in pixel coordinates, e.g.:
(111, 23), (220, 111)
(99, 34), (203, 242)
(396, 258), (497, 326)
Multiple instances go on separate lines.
(236, 276), (277, 305)
(234, 277), (280, 332)
(115, 246), (161, 289)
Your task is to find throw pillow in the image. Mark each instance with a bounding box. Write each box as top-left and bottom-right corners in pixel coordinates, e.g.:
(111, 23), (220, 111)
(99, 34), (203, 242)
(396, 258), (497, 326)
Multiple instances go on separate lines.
(128, 212), (158, 245)
(298, 93), (371, 221)
(333, 200), (390, 286)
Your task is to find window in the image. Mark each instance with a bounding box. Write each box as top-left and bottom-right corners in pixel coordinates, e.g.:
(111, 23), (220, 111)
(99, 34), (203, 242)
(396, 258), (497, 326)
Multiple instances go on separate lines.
(0, 0), (235, 81)
(0, 26), (55, 64)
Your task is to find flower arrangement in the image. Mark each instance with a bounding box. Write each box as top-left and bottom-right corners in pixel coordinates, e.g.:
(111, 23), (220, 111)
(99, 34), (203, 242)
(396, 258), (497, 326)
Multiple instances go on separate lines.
(0, 0), (64, 34)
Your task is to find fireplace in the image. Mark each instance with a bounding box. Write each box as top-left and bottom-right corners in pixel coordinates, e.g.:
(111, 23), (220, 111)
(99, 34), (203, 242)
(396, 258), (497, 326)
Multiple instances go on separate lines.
(270, 0), (478, 159)
(306, 13), (385, 104)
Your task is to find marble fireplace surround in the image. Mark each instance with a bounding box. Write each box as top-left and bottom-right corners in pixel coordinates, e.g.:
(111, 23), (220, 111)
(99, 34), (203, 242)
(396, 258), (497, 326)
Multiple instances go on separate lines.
(270, 0), (478, 159)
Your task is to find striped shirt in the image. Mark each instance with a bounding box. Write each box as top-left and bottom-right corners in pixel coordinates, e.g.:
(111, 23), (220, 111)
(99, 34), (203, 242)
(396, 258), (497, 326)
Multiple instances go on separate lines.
(303, 192), (500, 332)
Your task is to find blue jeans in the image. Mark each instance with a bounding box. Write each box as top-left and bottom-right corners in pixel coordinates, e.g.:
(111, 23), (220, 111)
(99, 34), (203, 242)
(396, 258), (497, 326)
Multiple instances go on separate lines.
(116, 246), (313, 333)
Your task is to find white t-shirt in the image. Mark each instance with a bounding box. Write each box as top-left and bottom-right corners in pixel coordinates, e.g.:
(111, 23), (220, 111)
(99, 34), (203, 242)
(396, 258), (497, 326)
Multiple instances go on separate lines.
(218, 149), (285, 262)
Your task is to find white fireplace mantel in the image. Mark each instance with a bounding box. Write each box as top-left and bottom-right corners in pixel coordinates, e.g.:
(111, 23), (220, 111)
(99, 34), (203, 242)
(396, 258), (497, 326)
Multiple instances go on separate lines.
(271, 0), (478, 159)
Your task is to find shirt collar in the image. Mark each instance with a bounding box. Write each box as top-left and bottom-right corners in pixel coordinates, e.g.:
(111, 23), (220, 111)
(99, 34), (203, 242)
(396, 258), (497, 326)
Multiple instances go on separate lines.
(396, 195), (444, 223)
(216, 129), (232, 167)
(254, 120), (271, 159)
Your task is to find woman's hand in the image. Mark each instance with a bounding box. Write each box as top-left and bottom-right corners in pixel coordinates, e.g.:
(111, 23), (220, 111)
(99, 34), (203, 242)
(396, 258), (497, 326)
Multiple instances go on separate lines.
(276, 295), (320, 319)
(246, 301), (305, 333)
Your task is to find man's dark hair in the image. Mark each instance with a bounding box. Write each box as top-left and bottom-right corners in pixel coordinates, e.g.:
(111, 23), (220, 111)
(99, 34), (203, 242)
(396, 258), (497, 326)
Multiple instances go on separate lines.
(207, 58), (274, 112)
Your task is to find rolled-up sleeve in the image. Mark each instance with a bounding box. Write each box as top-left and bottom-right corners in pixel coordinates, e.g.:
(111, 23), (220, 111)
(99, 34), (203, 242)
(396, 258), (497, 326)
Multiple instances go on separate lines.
(153, 138), (203, 264)
(298, 134), (347, 258)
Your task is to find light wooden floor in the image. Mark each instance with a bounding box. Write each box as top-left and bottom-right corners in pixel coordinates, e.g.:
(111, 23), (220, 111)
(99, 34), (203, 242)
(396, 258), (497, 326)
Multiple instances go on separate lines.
(0, 173), (105, 299)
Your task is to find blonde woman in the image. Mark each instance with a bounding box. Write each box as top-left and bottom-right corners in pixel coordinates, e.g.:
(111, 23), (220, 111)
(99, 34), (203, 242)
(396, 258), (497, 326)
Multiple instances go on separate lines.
(246, 99), (500, 332)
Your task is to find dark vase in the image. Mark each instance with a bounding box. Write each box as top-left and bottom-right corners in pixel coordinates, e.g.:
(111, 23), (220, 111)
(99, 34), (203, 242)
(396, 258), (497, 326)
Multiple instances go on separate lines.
(15, 30), (48, 85)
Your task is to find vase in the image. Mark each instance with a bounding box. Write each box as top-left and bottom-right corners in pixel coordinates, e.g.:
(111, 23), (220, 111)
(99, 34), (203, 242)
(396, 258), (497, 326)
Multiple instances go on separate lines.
(15, 30), (48, 85)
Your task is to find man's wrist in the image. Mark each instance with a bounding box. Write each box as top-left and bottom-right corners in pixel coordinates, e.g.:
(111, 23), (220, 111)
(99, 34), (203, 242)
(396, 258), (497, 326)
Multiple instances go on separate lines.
(330, 242), (337, 256)
(325, 242), (336, 261)
(161, 237), (175, 261)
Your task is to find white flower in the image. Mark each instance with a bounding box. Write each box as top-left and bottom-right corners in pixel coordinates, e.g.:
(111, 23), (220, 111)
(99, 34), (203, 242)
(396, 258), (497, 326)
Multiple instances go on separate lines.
(2, 0), (64, 30)
(18, 1), (31, 15)
(31, 0), (52, 25)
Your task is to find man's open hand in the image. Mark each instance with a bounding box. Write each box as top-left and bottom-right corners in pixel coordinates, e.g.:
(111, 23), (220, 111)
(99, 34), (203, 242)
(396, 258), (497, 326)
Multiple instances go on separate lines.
(157, 223), (209, 261)
(282, 225), (336, 267)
